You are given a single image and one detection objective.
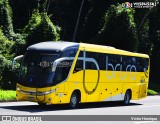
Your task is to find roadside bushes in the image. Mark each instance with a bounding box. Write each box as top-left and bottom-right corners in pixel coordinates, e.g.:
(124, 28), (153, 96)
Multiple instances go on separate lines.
(0, 1), (61, 90)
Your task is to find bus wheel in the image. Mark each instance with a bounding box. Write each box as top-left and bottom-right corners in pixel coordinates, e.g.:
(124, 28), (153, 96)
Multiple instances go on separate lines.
(69, 92), (79, 109)
(123, 90), (131, 105)
(38, 103), (46, 107)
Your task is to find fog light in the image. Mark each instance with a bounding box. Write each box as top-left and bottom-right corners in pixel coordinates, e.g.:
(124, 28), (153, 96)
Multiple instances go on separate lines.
(16, 86), (20, 91)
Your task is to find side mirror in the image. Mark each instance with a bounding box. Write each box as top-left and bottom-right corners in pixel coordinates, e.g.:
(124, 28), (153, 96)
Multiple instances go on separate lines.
(12, 55), (23, 70)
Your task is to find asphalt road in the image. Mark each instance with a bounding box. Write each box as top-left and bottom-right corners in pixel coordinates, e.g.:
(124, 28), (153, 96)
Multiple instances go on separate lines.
(0, 96), (160, 124)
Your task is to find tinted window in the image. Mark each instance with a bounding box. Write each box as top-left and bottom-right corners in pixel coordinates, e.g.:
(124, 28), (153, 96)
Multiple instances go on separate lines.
(121, 56), (136, 71)
(74, 51), (149, 73)
(86, 51), (105, 70)
(86, 61), (97, 70)
(107, 54), (121, 71)
(73, 51), (83, 73)
(53, 60), (73, 84)
(62, 48), (78, 57)
(40, 54), (59, 73)
(19, 51), (60, 88)
(78, 51), (83, 57)
(73, 60), (83, 73)
(136, 58), (149, 72)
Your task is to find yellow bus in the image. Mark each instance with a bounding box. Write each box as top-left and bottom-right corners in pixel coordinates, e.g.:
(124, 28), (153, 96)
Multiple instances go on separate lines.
(12, 41), (150, 108)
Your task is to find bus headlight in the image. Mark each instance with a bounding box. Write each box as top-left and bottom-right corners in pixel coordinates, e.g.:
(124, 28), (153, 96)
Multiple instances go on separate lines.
(16, 86), (20, 91)
(45, 89), (55, 95)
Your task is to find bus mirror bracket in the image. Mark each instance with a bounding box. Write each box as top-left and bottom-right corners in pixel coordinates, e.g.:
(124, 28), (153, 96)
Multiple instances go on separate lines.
(12, 55), (23, 70)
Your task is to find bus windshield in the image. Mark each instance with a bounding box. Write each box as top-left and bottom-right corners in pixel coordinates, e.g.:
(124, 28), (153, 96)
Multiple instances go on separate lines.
(18, 48), (77, 88)
(19, 51), (60, 88)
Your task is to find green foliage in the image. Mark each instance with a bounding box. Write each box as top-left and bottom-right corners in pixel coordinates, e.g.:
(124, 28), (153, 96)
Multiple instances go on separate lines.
(0, 56), (20, 90)
(138, 20), (152, 55)
(9, 0), (38, 29)
(80, 0), (110, 41)
(22, 10), (60, 47)
(148, 83), (160, 93)
(0, 55), (10, 76)
(0, 54), (19, 90)
(0, 90), (16, 101)
(0, 9), (17, 90)
(0, 0), (13, 29)
(0, 0), (25, 56)
(0, 24), (19, 90)
(0, 29), (13, 58)
(147, 89), (158, 95)
(149, 3), (160, 84)
(0, 0), (61, 90)
(0, 55), (10, 87)
(96, 5), (138, 52)
(0, 0), (15, 40)
(23, 10), (42, 34)
(46, 0), (87, 41)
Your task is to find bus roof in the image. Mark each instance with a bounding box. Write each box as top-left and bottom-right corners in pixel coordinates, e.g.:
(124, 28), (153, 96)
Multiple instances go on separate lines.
(27, 41), (149, 58)
(80, 43), (149, 58)
(27, 41), (79, 51)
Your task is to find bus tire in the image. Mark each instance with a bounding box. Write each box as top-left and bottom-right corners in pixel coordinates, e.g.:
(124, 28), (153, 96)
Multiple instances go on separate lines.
(123, 90), (131, 105)
(38, 103), (46, 107)
(69, 92), (79, 109)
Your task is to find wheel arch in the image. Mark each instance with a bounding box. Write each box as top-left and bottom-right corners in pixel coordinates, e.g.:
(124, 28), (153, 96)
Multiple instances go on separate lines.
(71, 89), (81, 102)
(126, 89), (132, 99)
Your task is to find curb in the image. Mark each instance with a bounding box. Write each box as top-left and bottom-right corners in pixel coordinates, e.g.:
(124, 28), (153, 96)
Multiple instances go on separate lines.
(0, 100), (17, 102)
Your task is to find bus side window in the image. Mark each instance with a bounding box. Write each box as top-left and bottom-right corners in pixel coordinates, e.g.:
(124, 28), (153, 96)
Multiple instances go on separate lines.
(85, 61), (97, 70)
(136, 58), (149, 72)
(53, 60), (73, 85)
(86, 51), (105, 70)
(145, 59), (149, 70)
(107, 54), (121, 71)
(122, 56), (134, 71)
(78, 51), (83, 57)
(73, 60), (83, 73)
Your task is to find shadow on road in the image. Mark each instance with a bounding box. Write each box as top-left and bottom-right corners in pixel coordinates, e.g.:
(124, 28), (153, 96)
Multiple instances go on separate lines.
(0, 101), (142, 113)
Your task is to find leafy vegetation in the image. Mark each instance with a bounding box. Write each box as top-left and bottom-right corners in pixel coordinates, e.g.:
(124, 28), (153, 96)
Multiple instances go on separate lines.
(0, 0), (60, 89)
(148, 89), (158, 95)
(21, 10), (60, 53)
(0, 90), (16, 101)
(95, 5), (138, 52)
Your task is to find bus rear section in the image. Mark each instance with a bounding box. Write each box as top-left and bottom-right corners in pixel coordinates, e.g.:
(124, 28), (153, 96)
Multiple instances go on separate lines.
(68, 47), (149, 106)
